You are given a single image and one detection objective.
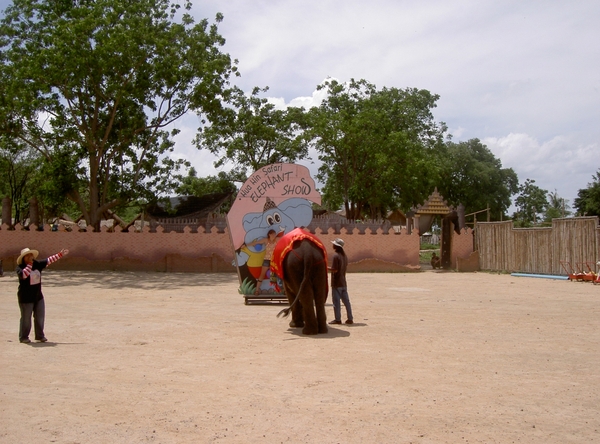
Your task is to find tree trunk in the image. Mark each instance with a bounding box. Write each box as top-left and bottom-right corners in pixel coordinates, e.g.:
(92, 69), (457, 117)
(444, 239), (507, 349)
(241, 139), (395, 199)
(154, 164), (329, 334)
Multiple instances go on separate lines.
(2, 197), (12, 228)
(88, 152), (101, 231)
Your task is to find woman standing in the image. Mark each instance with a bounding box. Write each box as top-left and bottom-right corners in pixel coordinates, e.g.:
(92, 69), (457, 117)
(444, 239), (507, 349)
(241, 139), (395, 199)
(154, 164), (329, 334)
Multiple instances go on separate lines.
(16, 247), (69, 343)
(247, 229), (279, 295)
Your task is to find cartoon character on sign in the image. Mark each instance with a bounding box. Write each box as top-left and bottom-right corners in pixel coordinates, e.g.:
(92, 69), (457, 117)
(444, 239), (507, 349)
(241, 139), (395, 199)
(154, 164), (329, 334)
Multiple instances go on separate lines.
(236, 197), (313, 292)
(227, 163), (322, 296)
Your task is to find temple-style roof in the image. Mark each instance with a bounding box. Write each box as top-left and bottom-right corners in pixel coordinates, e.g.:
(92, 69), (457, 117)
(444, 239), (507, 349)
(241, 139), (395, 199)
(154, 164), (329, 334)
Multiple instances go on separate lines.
(412, 188), (453, 215)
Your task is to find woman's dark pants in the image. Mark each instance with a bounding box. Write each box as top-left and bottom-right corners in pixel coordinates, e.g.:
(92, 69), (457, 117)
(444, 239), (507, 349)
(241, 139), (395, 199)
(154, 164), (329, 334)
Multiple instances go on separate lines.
(19, 299), (45, 341)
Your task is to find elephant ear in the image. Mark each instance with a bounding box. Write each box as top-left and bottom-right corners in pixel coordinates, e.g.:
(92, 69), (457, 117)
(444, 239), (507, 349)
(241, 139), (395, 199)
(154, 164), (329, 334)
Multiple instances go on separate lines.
(242, 211), (265, 232)
(277, 198), (313, 228)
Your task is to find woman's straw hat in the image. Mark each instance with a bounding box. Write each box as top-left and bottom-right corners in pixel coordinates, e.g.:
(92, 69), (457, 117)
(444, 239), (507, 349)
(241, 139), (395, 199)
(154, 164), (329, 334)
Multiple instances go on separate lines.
(17, 247), (39, 265)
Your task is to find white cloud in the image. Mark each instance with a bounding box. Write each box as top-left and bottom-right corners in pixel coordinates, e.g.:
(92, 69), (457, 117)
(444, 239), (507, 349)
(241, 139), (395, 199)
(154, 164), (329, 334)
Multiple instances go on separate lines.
(159, 1), (600, 207)
(266, 79), (332, 110)
(448, 127), (466, 140)
(483, 133), (598, 203)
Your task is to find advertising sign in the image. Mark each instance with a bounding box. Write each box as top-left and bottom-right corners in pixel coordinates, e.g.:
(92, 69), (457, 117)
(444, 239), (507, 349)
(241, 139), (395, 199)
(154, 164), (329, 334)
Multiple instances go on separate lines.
(227, 163), (321, 296)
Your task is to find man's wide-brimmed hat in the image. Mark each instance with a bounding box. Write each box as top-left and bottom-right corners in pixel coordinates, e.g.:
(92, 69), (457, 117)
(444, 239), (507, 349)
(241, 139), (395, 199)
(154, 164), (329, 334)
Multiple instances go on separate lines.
(331, 238), (345, 248)
(17, 247), (39, 265)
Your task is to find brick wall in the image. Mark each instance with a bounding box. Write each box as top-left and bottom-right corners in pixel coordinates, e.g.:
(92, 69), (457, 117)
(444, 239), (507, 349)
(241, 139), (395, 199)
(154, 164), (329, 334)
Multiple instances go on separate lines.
(451, 228), (475, 269)
(0, 223), (474, 273)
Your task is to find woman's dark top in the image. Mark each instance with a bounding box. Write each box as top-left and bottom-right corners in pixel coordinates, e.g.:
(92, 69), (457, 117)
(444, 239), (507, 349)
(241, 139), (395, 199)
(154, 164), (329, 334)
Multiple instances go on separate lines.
(16, 260), (49, 303)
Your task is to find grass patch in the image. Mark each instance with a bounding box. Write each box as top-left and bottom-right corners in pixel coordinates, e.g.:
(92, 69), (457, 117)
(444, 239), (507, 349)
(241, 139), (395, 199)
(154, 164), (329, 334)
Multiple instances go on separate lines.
(419, 249), (439, 263)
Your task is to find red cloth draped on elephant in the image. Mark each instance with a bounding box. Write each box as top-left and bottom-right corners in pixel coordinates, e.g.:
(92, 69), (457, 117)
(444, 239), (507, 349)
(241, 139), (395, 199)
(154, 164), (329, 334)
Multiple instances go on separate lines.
(271, 228), (328, 281)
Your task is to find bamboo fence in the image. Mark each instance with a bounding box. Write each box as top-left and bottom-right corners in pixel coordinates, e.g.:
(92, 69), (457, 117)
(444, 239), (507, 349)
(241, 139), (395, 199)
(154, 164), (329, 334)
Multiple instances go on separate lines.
(475, 217), (599, 275)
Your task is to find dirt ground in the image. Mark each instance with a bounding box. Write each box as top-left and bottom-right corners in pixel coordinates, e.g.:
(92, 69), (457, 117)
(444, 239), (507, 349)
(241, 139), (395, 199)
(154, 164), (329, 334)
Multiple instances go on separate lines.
(1, 270), (599, 444)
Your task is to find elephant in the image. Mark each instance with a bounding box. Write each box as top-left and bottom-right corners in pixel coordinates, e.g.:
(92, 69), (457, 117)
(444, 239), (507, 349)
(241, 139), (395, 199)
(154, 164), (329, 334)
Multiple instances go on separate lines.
(275, 233), (329, 335)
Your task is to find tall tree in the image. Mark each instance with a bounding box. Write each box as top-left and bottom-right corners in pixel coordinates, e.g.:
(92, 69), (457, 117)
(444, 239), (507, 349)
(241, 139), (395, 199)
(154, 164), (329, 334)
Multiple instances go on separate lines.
(0, 141), (40, 224)
(195, 86), (309, 180)
(0, 0), (237, 229)
(543, 189), (571, 222)
(573, 170), (600, 217)
(513, 178), (549, 227)
(437, 139), (518, 220)
(1, 135), (81, 224)
(308, 79), (446, 219)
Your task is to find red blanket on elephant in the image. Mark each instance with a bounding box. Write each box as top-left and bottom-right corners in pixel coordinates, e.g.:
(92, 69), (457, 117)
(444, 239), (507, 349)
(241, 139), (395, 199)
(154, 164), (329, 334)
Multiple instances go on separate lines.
(271, 228), (328, 281)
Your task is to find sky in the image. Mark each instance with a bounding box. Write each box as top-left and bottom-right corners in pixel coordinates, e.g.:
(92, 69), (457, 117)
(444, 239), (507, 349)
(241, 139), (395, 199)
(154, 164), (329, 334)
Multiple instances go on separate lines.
(2, 0), (599, 212)
(181, 0), (599, 212)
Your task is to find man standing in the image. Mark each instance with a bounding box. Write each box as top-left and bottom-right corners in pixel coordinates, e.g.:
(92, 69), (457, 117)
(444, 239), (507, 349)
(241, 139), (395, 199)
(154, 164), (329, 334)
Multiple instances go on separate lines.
(328, 238), (354, 325)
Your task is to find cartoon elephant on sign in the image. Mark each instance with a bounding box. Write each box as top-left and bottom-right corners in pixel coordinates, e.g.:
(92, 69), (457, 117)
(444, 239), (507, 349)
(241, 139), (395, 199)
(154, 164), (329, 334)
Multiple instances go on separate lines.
(235, 197), (313, 270)
(276, 231), (329, 335)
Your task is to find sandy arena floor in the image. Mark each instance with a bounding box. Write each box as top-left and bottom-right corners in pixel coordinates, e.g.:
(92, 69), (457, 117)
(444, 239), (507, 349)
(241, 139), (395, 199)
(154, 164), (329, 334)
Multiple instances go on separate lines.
(1, 270), (599, 444)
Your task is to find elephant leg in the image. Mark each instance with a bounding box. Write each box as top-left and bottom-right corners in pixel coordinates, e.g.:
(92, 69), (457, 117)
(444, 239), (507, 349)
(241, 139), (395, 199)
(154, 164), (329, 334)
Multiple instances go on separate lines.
(301, 287), (319, 335)
(292, 301), (304, 328)
(316, 297), (328, 334)
(290, 300), (304, 328)
(312, 279), (328, 334)
(284, 283), (304, 328)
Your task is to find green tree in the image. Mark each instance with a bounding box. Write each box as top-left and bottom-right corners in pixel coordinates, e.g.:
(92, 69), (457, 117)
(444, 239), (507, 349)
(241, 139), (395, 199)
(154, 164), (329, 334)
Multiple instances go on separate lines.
(0, 142), (40, 224)
(175, 168), (237, 196)
(437, 139), (518, 220)
(195, 86), (309, 180)
(174, 167), (237, 213)
(308, 79), (446, 219)
(0, 0), (237, 230)
(543, 189), (571, 222)
(573, 171), (600, 217)
(513, 178), (549, 227)
(1, 136), (81, 224)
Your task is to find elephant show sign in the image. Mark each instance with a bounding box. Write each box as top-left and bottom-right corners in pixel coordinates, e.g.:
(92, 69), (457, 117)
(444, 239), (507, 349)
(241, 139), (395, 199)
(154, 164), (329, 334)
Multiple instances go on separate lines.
(227, 163), (321, 298)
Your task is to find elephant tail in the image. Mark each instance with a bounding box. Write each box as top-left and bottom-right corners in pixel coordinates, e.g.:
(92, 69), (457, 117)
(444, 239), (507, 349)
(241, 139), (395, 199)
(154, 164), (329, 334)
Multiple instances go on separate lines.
(277, 306), (292, 318)
(277, 278), (303, 319)
(277, 280), (303, 318)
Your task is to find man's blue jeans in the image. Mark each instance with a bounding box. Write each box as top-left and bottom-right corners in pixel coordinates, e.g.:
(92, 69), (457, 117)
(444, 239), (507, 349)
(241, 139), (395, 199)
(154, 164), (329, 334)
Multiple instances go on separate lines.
(19, 299), (45, 341)
(332, 287), (353, 322)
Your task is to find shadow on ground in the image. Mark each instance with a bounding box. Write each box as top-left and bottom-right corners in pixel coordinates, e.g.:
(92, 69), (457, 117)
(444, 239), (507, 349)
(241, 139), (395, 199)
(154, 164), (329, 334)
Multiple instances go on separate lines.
(43, 271), (239, 290)
(284, 326), (352, 339)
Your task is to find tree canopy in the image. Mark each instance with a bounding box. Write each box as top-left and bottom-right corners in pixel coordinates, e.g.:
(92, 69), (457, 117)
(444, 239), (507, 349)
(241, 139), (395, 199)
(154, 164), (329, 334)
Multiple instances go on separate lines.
(175, 168), (237, 197)
(543, 189), (571, 222)
(195, 86), (309, 181)
(437, 139), (518, 220)
(513, 178), (549, 227)
(573, 170), (600, 217)
(0, 0), (237, 229)
(0, 142), (40, 224)
(307, 79), (446, 219)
